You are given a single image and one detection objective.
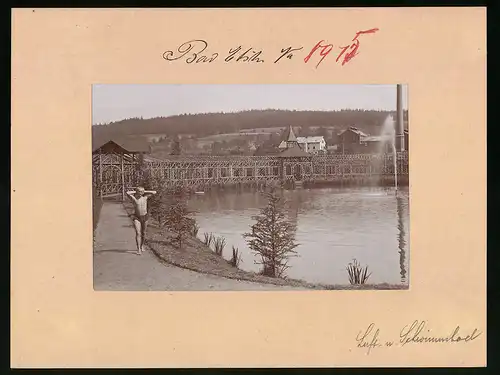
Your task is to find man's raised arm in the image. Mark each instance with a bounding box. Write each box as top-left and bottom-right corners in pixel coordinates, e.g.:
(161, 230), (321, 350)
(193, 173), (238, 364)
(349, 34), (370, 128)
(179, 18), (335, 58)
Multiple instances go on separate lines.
(126, 190), (137, 200)
(144, 190), (157, 196)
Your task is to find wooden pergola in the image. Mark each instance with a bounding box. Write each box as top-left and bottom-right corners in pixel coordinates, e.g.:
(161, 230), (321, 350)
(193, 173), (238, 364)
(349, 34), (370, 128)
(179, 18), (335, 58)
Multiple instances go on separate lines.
(92, 136), (151, 201)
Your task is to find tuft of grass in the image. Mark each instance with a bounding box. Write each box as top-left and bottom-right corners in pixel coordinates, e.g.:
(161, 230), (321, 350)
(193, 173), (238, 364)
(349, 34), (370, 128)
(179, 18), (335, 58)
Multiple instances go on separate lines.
(203, 232), (214, 247)
(213, 236), (226, 256)
(229, 245), (242, 268)
(346, 258), (372, 285)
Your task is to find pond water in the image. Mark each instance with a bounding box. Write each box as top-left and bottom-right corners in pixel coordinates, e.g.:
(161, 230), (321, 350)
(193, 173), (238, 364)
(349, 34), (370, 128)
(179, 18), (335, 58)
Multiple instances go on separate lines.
(188, 186), (410, 286)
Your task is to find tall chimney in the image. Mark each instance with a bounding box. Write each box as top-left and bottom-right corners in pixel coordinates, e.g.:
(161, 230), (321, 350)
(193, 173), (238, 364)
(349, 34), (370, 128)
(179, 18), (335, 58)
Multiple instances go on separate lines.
(396, 84), (405, 152)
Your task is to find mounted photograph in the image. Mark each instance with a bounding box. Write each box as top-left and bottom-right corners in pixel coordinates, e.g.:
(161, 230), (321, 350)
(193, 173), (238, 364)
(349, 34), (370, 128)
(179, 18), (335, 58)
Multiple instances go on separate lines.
(92, 84), (409, 291)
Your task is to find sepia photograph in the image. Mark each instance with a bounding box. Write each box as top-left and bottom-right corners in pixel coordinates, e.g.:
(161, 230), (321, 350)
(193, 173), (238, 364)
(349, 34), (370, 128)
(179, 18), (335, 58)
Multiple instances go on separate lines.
(92, 84), (409, 291)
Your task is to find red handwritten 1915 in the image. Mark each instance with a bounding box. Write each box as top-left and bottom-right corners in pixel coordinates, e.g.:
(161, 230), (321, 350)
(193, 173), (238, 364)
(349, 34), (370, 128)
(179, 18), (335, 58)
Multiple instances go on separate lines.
(304, 28), (379, 68)
(303, 40), (334, 68)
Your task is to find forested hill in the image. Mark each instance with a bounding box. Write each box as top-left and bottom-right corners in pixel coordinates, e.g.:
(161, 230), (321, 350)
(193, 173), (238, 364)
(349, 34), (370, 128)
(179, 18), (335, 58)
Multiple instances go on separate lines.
(92, 109), (409, 138)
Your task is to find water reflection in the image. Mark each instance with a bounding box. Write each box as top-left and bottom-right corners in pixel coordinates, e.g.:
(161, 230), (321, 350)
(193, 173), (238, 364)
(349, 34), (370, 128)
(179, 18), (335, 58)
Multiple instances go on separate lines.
(396, 194), (407, 283)
(189, 186), (410, 286)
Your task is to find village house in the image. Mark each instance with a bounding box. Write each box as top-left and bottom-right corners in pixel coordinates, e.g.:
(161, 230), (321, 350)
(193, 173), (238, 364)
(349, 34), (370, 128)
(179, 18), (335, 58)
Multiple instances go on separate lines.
(337, 127), (369, 154)
(337, 126), (409, 154)
(278, 134), (326, 154)
(297, 136), (326, 154)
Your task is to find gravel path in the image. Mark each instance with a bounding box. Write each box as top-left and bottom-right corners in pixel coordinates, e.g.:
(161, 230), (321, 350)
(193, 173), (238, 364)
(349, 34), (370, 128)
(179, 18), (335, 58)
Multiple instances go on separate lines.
(93, 202), (305, 291)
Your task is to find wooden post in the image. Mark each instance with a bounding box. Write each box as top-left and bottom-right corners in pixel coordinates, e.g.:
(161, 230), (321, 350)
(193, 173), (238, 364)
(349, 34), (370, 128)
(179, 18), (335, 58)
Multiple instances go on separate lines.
(132, 153), (135, 187)
(121, 153), (125, 201)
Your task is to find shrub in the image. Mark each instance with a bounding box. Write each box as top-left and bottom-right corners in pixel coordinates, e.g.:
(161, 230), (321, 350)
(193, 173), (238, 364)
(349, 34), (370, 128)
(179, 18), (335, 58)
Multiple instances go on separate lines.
(161, 186), (194, 249)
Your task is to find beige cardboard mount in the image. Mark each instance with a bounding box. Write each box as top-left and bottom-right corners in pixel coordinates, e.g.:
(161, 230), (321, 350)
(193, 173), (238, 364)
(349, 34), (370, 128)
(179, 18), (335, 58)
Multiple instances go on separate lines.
(11, 8), (486, 368)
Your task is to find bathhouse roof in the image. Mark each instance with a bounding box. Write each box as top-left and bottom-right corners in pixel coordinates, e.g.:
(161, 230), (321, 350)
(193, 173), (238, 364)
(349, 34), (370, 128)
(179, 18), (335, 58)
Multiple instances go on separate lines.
(92, 136), (151, 154)
(277, 145), (310, 157)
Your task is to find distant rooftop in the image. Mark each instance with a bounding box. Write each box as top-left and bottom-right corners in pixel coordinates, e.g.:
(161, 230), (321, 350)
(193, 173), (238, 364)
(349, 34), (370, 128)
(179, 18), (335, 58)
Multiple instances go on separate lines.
(296, 136), (325, 143)
(339, 127), (369, 137)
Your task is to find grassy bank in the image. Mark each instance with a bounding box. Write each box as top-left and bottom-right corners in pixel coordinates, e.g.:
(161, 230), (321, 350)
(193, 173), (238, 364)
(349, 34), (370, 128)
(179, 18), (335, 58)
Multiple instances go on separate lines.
(122, 202), (407, 290)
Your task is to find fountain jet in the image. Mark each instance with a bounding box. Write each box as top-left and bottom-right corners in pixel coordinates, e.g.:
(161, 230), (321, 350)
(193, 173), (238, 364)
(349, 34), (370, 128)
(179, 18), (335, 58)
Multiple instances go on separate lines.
(380, 115), (398, 194)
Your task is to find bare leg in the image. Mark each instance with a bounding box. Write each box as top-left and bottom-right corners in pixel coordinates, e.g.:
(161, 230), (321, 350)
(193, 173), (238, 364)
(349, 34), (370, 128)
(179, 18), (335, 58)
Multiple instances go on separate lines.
(133, 219), (142, 254)
(140, 220), (148, 251)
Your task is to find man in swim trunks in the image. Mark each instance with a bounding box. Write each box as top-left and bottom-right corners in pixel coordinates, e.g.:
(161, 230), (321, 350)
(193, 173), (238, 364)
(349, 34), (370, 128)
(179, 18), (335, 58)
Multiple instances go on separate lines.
(126, 186), (157, 254)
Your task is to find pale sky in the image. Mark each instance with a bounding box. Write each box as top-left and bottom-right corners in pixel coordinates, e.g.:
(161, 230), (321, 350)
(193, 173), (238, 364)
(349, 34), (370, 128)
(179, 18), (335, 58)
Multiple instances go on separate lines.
(92, 84), (409, 125)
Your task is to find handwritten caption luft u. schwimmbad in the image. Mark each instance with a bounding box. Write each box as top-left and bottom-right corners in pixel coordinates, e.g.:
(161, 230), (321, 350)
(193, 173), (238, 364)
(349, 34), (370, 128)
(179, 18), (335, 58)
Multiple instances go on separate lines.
(355, 320), (483, 355)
